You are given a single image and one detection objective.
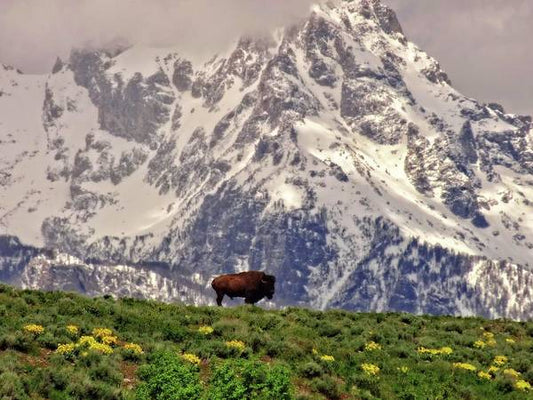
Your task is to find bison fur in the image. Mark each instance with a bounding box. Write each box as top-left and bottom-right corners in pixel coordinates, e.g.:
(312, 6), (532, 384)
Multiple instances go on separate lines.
(211, 271), (276, 306)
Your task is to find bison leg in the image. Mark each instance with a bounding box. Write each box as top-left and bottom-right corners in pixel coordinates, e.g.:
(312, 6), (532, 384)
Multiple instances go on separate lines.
(216, 292), (224, 306)
(244, 297), (256, 305)
(244, 291), (261, 305)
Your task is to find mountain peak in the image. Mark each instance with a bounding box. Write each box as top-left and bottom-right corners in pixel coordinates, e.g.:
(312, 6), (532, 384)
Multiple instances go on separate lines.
(312, 0), (404, 35)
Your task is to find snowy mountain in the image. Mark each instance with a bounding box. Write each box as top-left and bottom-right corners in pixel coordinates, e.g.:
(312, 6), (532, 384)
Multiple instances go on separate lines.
(1, 0), (532, 319)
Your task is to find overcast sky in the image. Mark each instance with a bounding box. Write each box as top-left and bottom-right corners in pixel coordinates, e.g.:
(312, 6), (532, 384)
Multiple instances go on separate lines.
(384, 0), (533, 116)
(0, 0), (531, 116)
(0, 0), (315, 73)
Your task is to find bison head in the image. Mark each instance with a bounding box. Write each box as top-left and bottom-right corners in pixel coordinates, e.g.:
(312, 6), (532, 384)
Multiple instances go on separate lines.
(261, 274), (276, 300)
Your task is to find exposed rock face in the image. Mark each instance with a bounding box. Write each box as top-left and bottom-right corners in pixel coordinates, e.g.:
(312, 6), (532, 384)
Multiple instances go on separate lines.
(70, 51), (175, 145)
(1, 0), (533, 319)
(18, 252), (210, 305)
(0, 236), (40, 283)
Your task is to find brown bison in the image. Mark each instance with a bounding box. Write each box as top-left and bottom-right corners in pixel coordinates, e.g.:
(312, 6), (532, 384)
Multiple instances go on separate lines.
(211, 271), (276, 306)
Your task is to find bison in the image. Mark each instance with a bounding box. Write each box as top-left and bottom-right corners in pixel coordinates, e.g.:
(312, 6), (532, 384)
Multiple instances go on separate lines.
(211, 271), (276, 306)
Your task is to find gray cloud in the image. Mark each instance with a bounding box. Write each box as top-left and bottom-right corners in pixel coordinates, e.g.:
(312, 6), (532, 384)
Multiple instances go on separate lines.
(0, 0), (315, 74)
(384, 0), (533, 116)
(1, 0), (531, 117)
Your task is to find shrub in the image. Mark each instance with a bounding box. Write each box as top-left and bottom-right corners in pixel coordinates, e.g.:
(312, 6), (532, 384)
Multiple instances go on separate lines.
(0, 371), (28, 399)
(207, 359), (294, 400)
(0, 331), (35, 353)
(88, 360), (123, 386)
(298, 362), (324, 378)
(316, 322), (342, 338)
(264, 364), (294, 400)
(162, 324), (187, 343)
(187, 339), (227, 359)
(37, 331), (60, 350)
(311, 375), (341, 400)
(68, 378), (122, 400)
(206, 362), (246, 400)
(136, 351), (202, 400)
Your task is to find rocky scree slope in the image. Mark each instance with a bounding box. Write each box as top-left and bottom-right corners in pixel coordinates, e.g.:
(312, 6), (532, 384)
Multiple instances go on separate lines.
(0, 0), (532, 319)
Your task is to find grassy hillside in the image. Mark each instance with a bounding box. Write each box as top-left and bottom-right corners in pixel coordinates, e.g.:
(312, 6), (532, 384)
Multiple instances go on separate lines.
(0, 284), (532, 400)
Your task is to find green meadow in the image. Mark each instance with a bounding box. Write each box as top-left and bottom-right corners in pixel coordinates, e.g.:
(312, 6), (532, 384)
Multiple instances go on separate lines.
(0, 284), (532, 399)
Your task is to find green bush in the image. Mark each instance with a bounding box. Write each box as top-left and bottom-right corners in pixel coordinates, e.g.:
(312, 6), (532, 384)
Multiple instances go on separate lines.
(311, 375), (341, 400)
(88, 359), (123, 386)
(162, 323), (187, 343)
(0, 371), (29, 399)
(264, 364), (294, 400)
(0, 331), (35, 353)
(136, 351), (202, 400)
(207, 359), (294, 400)
(298, 362), (324, 378)
(207, 361), (247, 400)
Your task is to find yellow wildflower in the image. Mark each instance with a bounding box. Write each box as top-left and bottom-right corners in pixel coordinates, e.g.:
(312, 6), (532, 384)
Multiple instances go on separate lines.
(225, 340), (246, 351)
(23, 324), (44, 335)
(92, 328), (113, 338)
(66, 325), (79, 335)
(473, 340), (486, 349)
(493, 355), (508, 367)
(123, 343), (143, 354)
(364, 341), (382, 351)
(488, 366), (500, 375)
(506, 338), (516, 344)
(101, 336), (118, 346)
(453, 363), (477, 372)
(56, 343), (76, 355)
(320, 355), (335, 362)
(397, 366), (409, 374)
(503, 369), (521, 379)
(417, 347), (432, 355)
(417, 346), (453, 356)
(515, 380), (532, 391)
(182, 353), (201, 365)
(198, 326), (214, 335)
(78, 336), (98, 347)
(361, 363), (380, 376)
(478, 371), (492, 380)
(78, 335), (113, 354)
(89, 342), (114, 354)
(481, 332), (497, 346)
(312, 348), (318, 355)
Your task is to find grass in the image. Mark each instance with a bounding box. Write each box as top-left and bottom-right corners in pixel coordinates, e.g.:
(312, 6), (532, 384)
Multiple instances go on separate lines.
(0, 283), (532, 399)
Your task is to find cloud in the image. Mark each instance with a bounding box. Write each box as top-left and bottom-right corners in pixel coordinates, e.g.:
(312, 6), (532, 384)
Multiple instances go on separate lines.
(1, 0), (531, 116)
(0, 0), (315, 74)
(384, 0), (533, 115)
